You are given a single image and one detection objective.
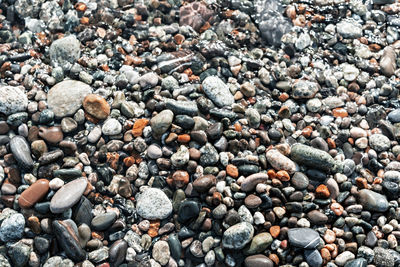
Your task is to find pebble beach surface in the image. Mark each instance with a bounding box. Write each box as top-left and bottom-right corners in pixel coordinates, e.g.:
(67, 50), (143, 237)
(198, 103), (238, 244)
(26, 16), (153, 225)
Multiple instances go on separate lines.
(0, 0), (400, 266)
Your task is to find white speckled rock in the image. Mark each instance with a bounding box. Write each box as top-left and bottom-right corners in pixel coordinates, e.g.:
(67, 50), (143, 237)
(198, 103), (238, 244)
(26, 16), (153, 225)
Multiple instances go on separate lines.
(136, 188), (172, 220)
(0, 86), (28, 115)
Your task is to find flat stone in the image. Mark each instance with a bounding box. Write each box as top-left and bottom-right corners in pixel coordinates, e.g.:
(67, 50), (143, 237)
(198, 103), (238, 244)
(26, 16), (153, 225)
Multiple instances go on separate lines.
(0, 86), (28, 115)
(292, 80), (319, 99)
(335, 251), (355, 266)
(344, 258), (367, 267)
(178, 200), (201, 223)
(83, 94), (110, 120)
(52, 220), (86, 262)
(304, 249), (323, 267)
(358, 189), (389, 212)
(222, 222), (254, 249)
(48, 80), (92, 118)
(244, 255), (274, 267)
(288, 228), (320, 249)
(241, 173), (269, 192)
(245, 232), (273, 254)
(136, 188), (173, 220)
(290, 143), (341, 173)
(380, 46), (396, 77)
(91, 212), (117, 231)
(202, 76), (234, 108)
(10, 135), (33, 170)
(50, 178), (87, 213)
(18, 179), (49, 209)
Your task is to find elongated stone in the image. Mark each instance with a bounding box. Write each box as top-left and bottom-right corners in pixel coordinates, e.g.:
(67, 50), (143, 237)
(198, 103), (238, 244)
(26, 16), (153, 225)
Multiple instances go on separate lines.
(52, 220), (86, 262)
(109, 240), (128, 266)
(165, 99), (198, 116)
(358, 189), (389, 212)
(266, 149), (298, 174)
(50, 178), (87, 213)
(241, 173), (269, 192)
(10, 135), (33, 170)
(290, 143), (342, 173)
(18, 179), (49, 209)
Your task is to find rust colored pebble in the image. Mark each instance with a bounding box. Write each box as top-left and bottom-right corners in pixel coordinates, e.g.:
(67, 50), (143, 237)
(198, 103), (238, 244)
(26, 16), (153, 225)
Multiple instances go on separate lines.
(177, 134), (190, 143)
(148, 220), (160, 238)
(83, 94), (111, 120)
(276, 170), (290, 182)
(321, 247), (331, 263)
(332, 107), (348, 118)
(324, 229), (336, 244)
(132, 119), (149, 137)
(27, 216), (41, 234)
(18, 179), (50, 209)
(269, 254), (279, 265)
(316, 184), (330, 198)
(270, 225), (281, 238)
(330, 202), (344, 216)
(226, 164), (239, 178)
(172, 170), (189, 188)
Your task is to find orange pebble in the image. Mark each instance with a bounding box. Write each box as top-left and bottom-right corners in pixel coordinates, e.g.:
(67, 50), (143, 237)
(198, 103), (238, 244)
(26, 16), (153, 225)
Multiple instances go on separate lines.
(332, 108), (348, 118)
(269, 254), (279, 265)
(132, 119), (149, 137)
(177, 134), (190, 143)
(267, 169), (277, 179)
(316, 184), (330, 198)
(330, 202), (344, 216)
(226, 164), (239, 178)
(270, 225), (281, 238)
(276, 170), (290, 182)
(321, 247), (331, 263)
(324, 229), (336, 244)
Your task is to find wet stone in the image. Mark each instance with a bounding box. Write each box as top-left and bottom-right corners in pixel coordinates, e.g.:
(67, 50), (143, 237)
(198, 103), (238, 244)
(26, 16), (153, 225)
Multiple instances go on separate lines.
(222, 222), (254, 249)
(288, 228), (320, 249)
(50, 178), (87, 213)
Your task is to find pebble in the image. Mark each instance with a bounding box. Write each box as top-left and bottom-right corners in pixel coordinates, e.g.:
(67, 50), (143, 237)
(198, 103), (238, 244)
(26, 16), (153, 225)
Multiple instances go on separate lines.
(266, 149), (298, 174)
(50, 178), (87, 213)
(335, 251), (355, 266)
(136, 188), (173, 220)
(83, 94), (110, 120)
(150, 110), (174, 138)
(0, 86), (28, 115)
(202, 76), (234, 107)
(102, 118), (122, 135)
(222, 222), (254, 249)
(10, 135), (34, 169)
(288, 228), (320, 249)
(0, 213), (25, 242)
(47, 80), (92, 118)
(49, 35), (81, 67)
(241, 173), (269, 192)
(369, 134), (391, 152)
(358, 189), (389, 212)
(152, 240), (170, 265)
(18, 179), (49, 209)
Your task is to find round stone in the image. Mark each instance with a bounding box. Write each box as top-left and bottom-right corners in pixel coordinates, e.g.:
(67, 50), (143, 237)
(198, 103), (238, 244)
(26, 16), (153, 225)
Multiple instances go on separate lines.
(0, 86), (28, 115)
(136, 188), (173, 220)
(369, 134), (391, 152)
(222, 222), (254, 249)
(102, 118), (122, 135)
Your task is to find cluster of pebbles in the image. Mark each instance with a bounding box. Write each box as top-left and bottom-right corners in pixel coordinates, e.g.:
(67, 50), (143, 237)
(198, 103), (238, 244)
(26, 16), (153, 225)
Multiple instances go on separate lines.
(1, 0), (400, 266)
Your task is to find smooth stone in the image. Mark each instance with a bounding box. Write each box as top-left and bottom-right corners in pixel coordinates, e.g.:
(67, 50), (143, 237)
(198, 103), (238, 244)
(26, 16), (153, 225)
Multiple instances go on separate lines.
(147, 144), (162, 159)
(241, 173), (269, 192)
(50, 178), (87, 213)
(109, 240), (128, 266)
(38, 150), (64, 165)
(222, 222), (254, 249)
(358, 189), (389, 212)
(18, 179), (49, 209)
(10, 135), (33, 170)
(202, 76), (234, 108)
(91, 212), (117, 231)
(344, 258), (367, 267)
(52, 220), (86, 262)
(193, 174), (216, 193)
(87, 126), (102, 143)
(245, 232), (273, 254)
(72, 196), (93, 226)
(150, 110), (174, 138)
(152, 240), (170, 265)
(136, 188), (173, 220)
(102, 118), (122, 135)
(61, 117), (78, 133)
(83, 94), (110, 120)
(266, 149), (298, 174)
(288, 228), (320, 249)
(53, 169), (82, 180)
(88, 247), (109, 263)
(0, 213), (25, 242)
(0, 86), (28, 115)
(178, 200), (201, 223)
(165, 99), (198, 116)
(168, 234), (181, 261)
(304, 249), (323, 267)
(380, 46), (396, 77)
(290, 143), (341, 173)
(38, 126), (63, 144)
(291, 172), (309, 190)
(335, 251), (355, 266)
(34, 236), (50, 254)
(47, 80), (92, 118)
(307, 210), (328, 225)
(244, 255), (274, 267)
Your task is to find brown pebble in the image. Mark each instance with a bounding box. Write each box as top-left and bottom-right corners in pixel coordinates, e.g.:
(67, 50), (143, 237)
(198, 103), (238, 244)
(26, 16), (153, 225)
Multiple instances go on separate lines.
(38, 126), (63, 144)
(18, 179), (50, 209)
(83, 94), (110, 120)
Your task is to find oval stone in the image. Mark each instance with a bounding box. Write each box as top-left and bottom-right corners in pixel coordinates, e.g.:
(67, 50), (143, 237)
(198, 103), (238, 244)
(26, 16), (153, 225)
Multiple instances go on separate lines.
(91, 212), (117, 231)
(136, 188), (173, 220)
(288, 228), (320, 249)
(18, 179), (50, 209)
(10, 136), (33, 170)
(358, 189), (389, 212)
(109, 240), (128, 266)
(50, 178), (87, 213)
(222, 222), (254, 249)
(244, 255), (274, 267)
(241, 173), (269, 192)
(193, 174), (216, 193)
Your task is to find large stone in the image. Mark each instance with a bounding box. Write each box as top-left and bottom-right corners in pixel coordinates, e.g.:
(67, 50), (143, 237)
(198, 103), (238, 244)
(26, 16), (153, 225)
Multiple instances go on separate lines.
(109, 240), (128, 266)
(245, 232), (273, 254)
(358, 189), (389, 212)
(10, 135), (34, 170)
(241, 173), (269, 192)
(222, 222), (254, 249)
(291, 80), (319, 99)
(50, 178), (87, 213)
(380, 46), (396, 77)
(0, 86), (28, 115)
(0, 213), (25, 242)
(52, 220), (86, 262)
(202, 76), (234, 108)
(48, 80), (92, 118)
(49, 35), (81, 67)
(136, 188), (173, 220)
(18, 179), (49, 209)
(337, 20), (362, 39)
(152, 240), (170, 265)
(288, 228), (320, 249)
(290, 143), (341, 173)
